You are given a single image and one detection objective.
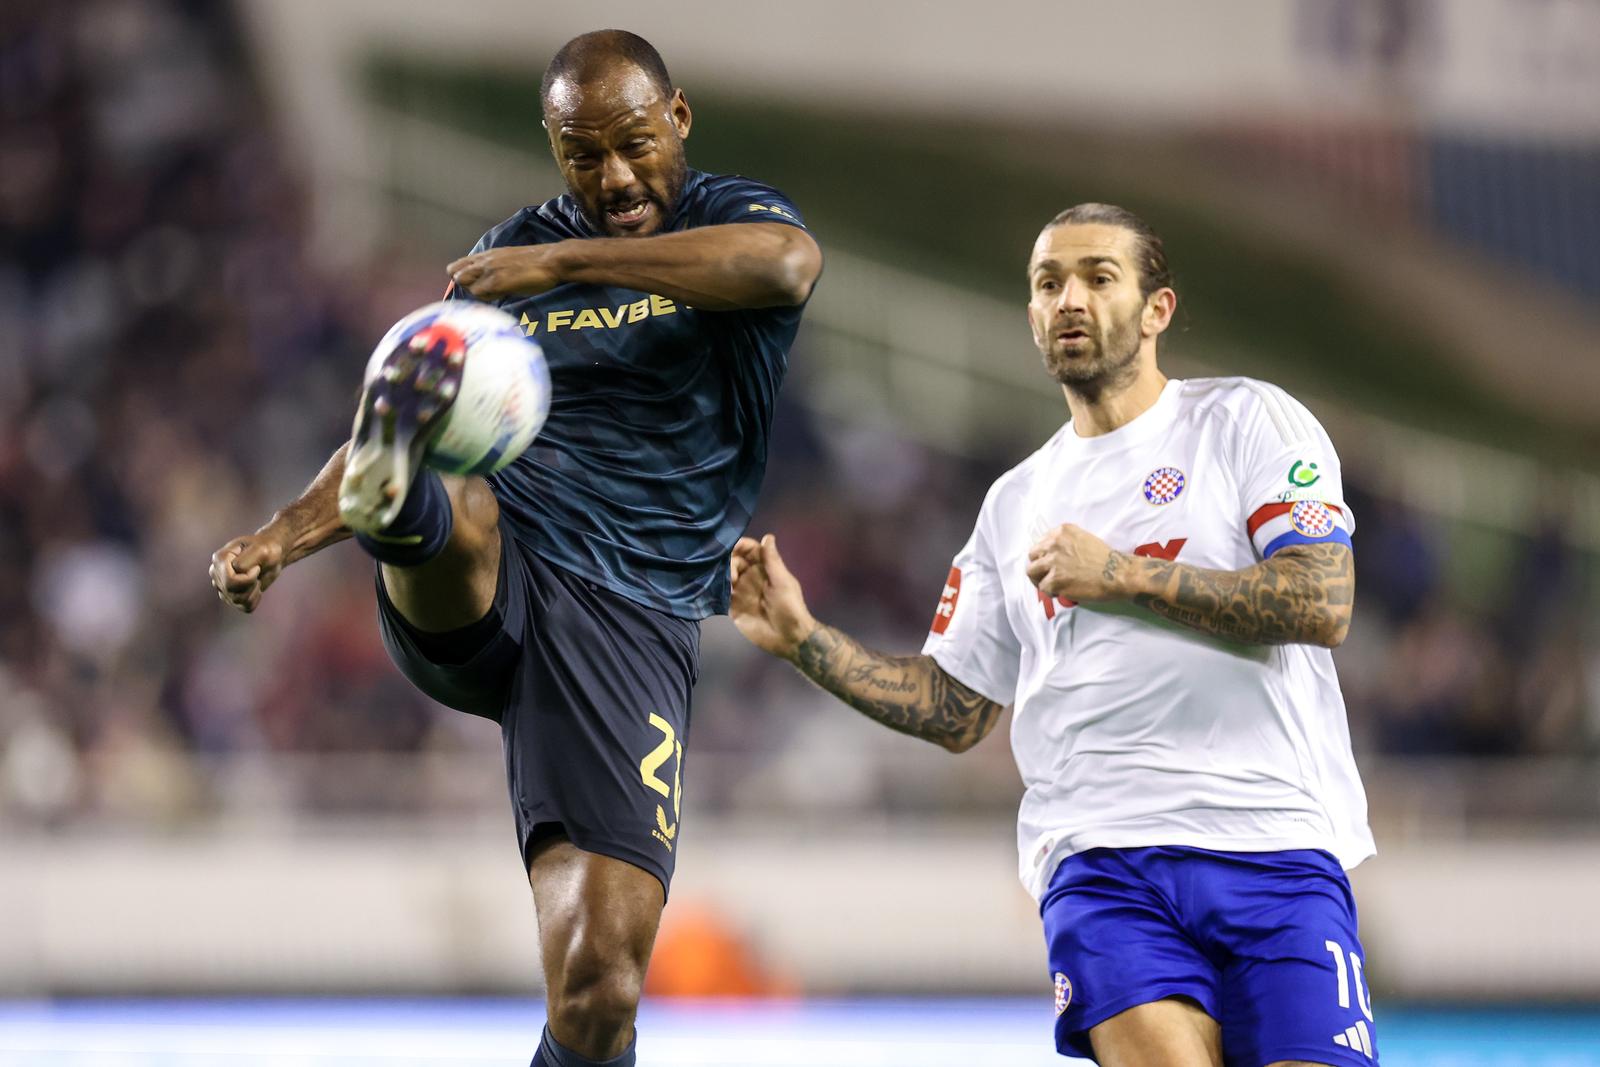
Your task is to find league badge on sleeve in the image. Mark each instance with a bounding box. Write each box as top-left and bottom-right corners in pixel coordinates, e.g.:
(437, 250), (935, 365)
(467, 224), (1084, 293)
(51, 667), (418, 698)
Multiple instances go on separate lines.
(930, 567), (961, 634)
(1142, 467), (1187, 506)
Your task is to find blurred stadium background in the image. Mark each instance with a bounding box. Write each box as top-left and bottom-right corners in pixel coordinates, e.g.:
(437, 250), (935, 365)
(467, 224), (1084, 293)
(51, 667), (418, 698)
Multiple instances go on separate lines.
(3, 0), (1600, 1063)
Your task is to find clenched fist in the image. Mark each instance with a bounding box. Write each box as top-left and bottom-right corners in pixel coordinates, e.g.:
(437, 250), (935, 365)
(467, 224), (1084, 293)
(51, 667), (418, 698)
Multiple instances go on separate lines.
(729, 534), (818, 660)
(210, 527), (291, 613)
(1025, 524), (1128, 603)
(448, 245), (566, 301)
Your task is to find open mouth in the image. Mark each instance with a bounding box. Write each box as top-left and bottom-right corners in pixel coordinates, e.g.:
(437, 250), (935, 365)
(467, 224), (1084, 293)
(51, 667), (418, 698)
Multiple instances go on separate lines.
(605, 199), (653, 227)
(1056, 329), (1090, 344)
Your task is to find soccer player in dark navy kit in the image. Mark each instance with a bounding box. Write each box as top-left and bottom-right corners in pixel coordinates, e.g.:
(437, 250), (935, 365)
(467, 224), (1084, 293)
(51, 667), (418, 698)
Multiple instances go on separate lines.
(210, 31), (821, 1067)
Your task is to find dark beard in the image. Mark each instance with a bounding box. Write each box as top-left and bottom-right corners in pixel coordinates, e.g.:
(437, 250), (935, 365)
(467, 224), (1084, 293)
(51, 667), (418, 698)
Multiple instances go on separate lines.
(1044, 312), (1142, 401)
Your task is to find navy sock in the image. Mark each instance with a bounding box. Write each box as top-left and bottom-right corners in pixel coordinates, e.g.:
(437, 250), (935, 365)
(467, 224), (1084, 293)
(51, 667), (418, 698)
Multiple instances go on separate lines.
(530, 1026), (636, 1067)
(353, 468), (452, 566)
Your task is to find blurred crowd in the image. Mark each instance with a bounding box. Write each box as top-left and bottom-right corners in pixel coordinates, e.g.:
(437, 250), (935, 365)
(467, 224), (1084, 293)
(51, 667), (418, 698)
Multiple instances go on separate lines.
(1, 0), (1596, 832)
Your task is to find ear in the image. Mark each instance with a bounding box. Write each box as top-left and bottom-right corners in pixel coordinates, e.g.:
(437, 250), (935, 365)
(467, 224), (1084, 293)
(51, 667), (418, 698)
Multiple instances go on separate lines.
(670, 88), (692, 140)
(1142, 288), (1177, 337)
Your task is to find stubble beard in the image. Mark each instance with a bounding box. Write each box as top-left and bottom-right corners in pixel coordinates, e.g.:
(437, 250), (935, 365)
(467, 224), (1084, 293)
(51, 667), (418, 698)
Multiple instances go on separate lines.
(1042, 311), (1143, 401)
(579, 144), (690, 238)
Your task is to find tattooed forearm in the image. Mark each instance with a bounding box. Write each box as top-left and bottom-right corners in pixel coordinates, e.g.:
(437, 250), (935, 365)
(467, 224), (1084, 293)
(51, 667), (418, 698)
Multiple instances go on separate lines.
(790, 626), (1003, 752)
(1122, 542), (1354, 647)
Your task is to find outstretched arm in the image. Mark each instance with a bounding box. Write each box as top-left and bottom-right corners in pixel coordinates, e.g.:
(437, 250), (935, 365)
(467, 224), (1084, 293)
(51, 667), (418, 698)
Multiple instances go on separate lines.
(209, 443), (353, 613)
(730, 536), (1004, 753)
(1026, 525), (1354, 648)
(448, 223), (822, 310)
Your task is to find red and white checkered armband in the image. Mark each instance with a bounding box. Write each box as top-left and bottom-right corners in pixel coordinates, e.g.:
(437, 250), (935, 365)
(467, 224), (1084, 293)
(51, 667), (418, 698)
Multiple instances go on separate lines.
(1246, 500), (1353, 559)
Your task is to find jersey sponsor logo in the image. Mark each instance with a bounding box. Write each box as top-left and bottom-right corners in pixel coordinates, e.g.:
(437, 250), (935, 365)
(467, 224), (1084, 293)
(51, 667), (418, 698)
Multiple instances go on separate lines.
(1038, 588), (1076, 619)
(1053, 972), (1072, 1015)
(515, 294), (680, 337)
(747, 202), (798, 221)
(1289, 459), (1322, 488)
(1134, 538), (1187, 561)
(1291, 500), (1336, 537)
(931, 567), (961, 634)
(1142, 467), (1186, 505)
(1039, 539), (1187, 619)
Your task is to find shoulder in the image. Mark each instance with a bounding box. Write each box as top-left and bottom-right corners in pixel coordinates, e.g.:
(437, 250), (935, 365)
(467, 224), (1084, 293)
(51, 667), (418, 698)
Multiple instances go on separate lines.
(1176, 376), (1325, 445)
(471, 196), (589, 252)
(677, 170), (804, 227)
(978, 423), (1071, 518)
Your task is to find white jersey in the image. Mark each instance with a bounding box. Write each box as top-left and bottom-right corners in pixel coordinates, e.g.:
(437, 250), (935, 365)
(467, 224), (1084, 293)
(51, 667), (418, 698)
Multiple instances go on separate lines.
(922, 377), (1374, 901)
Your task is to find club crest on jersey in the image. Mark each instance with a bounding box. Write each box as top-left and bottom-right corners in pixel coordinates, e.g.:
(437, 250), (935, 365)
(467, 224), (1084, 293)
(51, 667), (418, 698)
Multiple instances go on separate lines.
(1054, 972), (1073, 1015)
(1142, 467), (1186, 506)
(1291, 500), (1335, 537)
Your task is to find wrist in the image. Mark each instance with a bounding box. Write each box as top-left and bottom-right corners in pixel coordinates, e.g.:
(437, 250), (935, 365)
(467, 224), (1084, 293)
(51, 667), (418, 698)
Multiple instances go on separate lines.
(784, 615), (822, 663)
(1108, 551), (1149, 600)
(544, 240), (582, 284)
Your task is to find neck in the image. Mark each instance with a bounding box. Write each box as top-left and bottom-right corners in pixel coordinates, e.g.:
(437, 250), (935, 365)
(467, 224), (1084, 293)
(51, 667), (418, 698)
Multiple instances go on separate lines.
(1063, 354), (1168, 437)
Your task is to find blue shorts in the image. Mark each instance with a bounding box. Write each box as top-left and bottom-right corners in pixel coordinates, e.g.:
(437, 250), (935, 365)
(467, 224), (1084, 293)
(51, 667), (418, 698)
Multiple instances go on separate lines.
(1041, 846), (1378, 1066)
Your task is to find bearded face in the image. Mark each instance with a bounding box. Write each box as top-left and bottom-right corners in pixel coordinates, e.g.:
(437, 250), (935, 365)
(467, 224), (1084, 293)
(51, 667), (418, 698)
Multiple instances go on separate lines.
(1026, 223), (1153, 396)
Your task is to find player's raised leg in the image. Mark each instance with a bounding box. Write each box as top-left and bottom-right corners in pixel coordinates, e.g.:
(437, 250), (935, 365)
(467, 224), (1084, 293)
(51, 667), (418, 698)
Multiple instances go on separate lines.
(339, 317), (502, 633)
(528, 838), (664, 1066)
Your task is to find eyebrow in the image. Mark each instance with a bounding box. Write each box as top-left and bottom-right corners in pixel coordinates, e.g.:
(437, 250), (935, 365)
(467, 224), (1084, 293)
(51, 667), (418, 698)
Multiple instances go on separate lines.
(1031, 256), (1125, 274)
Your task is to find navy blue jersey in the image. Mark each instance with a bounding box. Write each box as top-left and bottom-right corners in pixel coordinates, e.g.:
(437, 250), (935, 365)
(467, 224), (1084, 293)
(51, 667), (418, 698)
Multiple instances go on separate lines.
(449, 170), (810, 619)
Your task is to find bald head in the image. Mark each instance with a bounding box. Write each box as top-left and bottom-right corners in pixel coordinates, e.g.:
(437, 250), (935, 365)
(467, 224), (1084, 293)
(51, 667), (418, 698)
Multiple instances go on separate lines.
(540, 30), (672, 121)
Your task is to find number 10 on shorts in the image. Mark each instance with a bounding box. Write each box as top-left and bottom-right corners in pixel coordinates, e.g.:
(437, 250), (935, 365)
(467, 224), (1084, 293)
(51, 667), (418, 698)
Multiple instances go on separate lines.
(641, 713), (683, 850)
(1326, 939), (1375, 1020)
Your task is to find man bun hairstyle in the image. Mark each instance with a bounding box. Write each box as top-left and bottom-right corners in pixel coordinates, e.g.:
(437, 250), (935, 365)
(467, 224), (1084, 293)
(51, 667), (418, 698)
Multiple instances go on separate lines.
(1048, 203), (1173, 299)
(541, 30), (673, 116)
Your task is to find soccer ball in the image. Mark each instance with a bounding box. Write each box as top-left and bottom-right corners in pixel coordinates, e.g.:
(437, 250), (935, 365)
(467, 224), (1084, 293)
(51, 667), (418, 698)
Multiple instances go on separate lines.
(364, 300), (551, 476)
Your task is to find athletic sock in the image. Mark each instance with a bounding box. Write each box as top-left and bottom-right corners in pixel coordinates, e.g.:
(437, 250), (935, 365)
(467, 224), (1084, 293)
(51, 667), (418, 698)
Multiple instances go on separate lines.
(530, 1026), (637, 1067)
(352, 468), (453, 566)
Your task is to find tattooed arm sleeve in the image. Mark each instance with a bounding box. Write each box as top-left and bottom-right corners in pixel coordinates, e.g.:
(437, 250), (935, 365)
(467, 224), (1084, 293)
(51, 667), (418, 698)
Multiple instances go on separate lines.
(788, 625), (1005, 753)
(1118, 541), (1354, 647)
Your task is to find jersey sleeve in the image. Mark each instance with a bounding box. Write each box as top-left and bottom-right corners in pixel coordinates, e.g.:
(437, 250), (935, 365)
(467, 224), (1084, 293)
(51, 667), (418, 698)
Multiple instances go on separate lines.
(1234, 384), (1355, 559)
(694, 176), (809, 232)
(919, 491), (1021, 706)
(443, 229), (496, 303)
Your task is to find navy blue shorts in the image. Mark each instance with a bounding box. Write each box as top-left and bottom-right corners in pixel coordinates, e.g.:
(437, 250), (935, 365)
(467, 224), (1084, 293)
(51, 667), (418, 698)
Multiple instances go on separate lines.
(1041, 846), (1378, 1066)
(375, 519), (699, 896)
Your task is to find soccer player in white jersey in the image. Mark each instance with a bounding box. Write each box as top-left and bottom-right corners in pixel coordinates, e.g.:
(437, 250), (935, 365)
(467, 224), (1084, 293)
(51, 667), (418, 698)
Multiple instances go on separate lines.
(729, 203), (1378, 1067)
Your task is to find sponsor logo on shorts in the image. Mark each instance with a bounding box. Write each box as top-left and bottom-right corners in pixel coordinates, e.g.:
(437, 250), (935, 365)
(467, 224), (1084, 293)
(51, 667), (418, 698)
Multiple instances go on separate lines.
(1291, 500), (1336, 537)
(1333, 1020), (1374, 1058)
(1142, 467), (1186, 505)
(1053, 972), (1072, 1015)
(652, 804), (677, 852)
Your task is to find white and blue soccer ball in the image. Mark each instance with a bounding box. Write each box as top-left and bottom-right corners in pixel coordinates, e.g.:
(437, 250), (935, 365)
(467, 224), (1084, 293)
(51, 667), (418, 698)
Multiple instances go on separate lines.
(365, 300), (551, 476)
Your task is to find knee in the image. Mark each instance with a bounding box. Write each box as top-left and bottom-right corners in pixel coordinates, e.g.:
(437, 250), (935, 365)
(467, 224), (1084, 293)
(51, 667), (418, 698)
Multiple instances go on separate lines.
(546, 944), (644, 1054)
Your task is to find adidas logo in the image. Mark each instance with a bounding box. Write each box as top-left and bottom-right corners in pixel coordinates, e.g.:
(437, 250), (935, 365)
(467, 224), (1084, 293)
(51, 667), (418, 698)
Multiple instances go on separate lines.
(1332, 1020), (1374, 1058)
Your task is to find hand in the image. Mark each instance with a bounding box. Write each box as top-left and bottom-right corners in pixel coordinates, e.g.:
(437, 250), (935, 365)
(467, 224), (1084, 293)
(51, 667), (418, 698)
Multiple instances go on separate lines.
(210, 527), (291, 614)
(447, 245), (566, 300)
(1026, 524), (1127, 603)
(729, 534), (819, 660)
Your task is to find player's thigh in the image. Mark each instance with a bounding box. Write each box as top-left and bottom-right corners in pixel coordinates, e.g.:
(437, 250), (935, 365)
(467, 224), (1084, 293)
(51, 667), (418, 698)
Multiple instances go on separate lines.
(1090, 997), (1223, 1067)
(528, 834), (665, 976)
(374, 508), (527, 719)
(1214, 852), (1378, 1067)
(381, 474), (501, 631)
(1042, 849), (1223, 1062)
